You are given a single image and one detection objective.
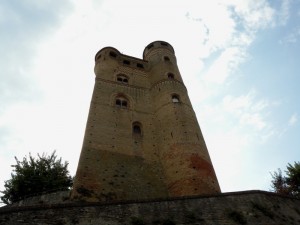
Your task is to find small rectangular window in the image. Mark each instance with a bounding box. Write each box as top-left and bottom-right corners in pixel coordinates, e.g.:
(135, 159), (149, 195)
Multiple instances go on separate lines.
(109, 52), (117, 57)
(161, 42), (168, 46)
(137, 63), (144, 68)
(123, 60), (130, 65)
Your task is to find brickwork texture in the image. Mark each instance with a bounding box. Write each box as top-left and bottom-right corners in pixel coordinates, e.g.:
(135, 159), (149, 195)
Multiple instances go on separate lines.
(1, 191), (299, 225)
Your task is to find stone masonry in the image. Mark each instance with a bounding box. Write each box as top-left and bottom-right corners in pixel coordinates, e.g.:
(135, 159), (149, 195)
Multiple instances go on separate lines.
(0, 191), (299, 225)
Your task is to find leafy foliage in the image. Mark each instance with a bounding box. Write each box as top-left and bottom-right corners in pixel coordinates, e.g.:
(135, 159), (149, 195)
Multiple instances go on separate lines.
(1, 151), (73, 204)
(271, 161), (300, 198)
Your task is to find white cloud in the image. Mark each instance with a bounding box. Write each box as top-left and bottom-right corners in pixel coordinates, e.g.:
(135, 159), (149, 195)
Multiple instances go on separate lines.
(277, 0), (292, 26)
(225, 0), (275, 30)
(288, 113), (298, 126)
(279, 27), (300, 44)
(221, 90), (275, 132)
(188, 0), (276, 86)
(204, 47), (247, 84)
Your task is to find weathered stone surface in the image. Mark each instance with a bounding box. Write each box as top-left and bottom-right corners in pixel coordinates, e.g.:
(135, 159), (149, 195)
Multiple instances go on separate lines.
(0, 191), (299, 225)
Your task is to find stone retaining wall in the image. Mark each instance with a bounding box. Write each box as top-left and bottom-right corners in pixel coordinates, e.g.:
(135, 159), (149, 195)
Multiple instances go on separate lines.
(0, 190), (299, 225)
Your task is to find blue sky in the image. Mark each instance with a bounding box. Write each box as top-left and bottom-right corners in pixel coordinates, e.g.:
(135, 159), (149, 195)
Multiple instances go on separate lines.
(0, 0), (299, 197)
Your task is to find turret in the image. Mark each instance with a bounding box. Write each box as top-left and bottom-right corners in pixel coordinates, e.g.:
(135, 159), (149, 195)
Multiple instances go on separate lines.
(146, 41), (220, 196)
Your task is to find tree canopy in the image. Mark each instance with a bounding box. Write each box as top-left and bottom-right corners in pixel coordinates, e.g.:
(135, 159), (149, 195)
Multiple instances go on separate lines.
(271, 161), (300, 198)
(1, 151), (73, 204)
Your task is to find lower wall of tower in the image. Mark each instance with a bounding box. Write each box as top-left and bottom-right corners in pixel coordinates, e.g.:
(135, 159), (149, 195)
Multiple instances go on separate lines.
(72, 149), (168, 202)
(160, 143), (220, 197)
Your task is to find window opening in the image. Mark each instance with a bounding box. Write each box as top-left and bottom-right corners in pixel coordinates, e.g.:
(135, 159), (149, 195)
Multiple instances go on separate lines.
(109, 51), (117, 57)
(168, 73), (174, 79)
(161, 42), (168, 46)
(123, 60), (130, 65)
(164, 56), (170, 61)
(116, 75), (129, 84)
(172, 94), (180, 103)
(132, 122), (142, 136)
(115, 97), (128, 108)
(137, 63), (144, 68)
(116, 99), (121, 106)
(133, 125), (141, 134)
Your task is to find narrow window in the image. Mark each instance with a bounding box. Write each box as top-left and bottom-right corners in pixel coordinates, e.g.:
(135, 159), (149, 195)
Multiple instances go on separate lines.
(161, 42), (168, 46)
(116, 99), (121, 106)
(132, 122), (142, 136)
(168, 73), (174, 79)
(123, 60), (130, 65)
(137, 63), (144, 68)
(122, 100), (127, 107)
(109, 51), (117, 57)
(133, 125), (141, 134)
(172, 94), (180, 103)
(164, 56), (170, 61)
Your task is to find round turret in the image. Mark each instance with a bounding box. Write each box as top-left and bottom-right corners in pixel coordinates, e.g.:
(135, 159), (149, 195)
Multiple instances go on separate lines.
(94, 47), (120, 79)
(143, 41), (175, 60)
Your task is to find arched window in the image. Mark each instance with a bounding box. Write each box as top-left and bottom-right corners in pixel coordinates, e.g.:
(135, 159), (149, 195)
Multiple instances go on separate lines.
(115, 96), (128, 108)
(132, 122), (142, 136)
(116, 74), (129, 84)
(172, 94), (180, 103)
(168, 73), (174, 79)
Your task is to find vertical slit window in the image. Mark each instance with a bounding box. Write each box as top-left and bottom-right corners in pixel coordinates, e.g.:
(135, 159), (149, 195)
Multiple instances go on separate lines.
(132, 122), (142, 136)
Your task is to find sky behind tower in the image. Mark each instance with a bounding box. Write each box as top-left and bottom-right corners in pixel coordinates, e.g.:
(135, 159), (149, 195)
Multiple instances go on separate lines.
(0, 0), (299, 196)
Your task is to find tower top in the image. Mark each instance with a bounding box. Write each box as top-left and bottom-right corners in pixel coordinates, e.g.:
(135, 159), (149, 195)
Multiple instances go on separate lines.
(143, 40), (175, 60)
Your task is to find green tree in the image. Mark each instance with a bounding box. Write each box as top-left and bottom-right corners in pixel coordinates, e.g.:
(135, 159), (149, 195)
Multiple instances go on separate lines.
(271, 161), (300, 198)
(1, 151), (73, 204)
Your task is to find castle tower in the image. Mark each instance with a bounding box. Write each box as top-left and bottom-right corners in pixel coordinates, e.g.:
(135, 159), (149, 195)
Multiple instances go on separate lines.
(72, 41), (220, 202)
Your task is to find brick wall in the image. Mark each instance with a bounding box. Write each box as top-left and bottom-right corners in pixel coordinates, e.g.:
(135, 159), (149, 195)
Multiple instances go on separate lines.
(1, 191), (299, 225)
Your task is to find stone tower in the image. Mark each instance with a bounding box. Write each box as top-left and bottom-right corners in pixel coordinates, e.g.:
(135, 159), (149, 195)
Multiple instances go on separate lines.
(72, 41), (220, 202)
